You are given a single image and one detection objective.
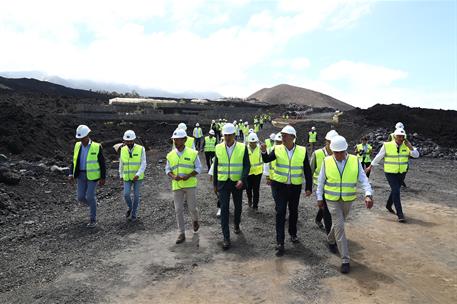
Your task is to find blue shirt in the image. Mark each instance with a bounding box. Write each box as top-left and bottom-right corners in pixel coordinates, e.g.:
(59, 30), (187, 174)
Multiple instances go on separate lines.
(79, 141), (91, 171)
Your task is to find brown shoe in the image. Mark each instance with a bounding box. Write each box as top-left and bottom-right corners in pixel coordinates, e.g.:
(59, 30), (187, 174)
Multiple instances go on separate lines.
(176, 233), (185, 244)
(193, 221), (200, 232)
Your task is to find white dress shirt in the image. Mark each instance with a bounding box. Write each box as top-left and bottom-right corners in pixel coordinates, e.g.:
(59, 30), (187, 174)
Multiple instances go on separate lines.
(370, 143), (419, 167)
(119, 144), (147, 178)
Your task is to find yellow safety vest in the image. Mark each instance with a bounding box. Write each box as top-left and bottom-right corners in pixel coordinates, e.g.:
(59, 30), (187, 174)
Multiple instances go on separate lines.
(323, 155), (359, 202)
(166, 147), (198, 190)
(268, 146), (277, 180)
(271, 144), (306, 185)
(204, 136), (216, 152)
(383, 141), (410, 174)
(193, 128), (203, 138)
(308, 131), (317, 143)
(73, 141), (101, 180)
(215, 142), (246, 182)
(248, 146), (263, 175)
(120, 145), (144, 181)
(313, 148), (326, 186)
(356, 143), (372, 163)
(242, 126), (249, 135)
(265, 139), (273, 151)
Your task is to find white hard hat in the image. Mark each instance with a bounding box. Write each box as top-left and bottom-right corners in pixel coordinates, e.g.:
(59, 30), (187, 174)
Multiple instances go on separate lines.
(75, 125), (91, 139)
(123, 130), (136, 141)
(281, 125), (296, 137)
(395, 122), (404, 129)
(222, 123), (236, 135)
(171, 128), (187, 139)
(311, 126), (316, 130)
(330, 135), (348, 152)
(209, 129), (215, 135)
(247, 133), (259, 143)
(195, 123), (200, 127)
(178, 122), (187, 131)
(325, 130), (339, 140)
(233, 120), (237, 124)
(274, 133), (282, 141)
(269, 133), (276, 140)
(244, 121), (248, 125)
(249, 128), (254, 133)
(212, 119), (215, 123)
(394, 128), (406, 136)
(239, 119), (243, 121)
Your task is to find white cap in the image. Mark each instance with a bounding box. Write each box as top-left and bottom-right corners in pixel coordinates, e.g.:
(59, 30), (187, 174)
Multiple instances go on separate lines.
(394, 128), (406, 136)
(325, 130), (339, 140)
(395, 122), (404, 129)
(178, 122), (187, 131)
(195, 123), (200, 127)
(209, 129), (215, 135)
(311, 126), (316, 130)
(244, 121), (248, 125)
(171, 129), (187, 139)
(75, 125), (91, 139)
(281, 125), (296, 136)
(330, 135), (348, 152)
(222, 123), (236, 135)
(123, 130), (136, 141)
(274, 133), (282, 141)
(247, 133), (259, 143)
(269, 133), (276, 140)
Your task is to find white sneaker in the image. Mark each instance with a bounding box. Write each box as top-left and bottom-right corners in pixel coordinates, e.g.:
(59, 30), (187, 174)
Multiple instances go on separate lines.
(216, 208), (221, 218)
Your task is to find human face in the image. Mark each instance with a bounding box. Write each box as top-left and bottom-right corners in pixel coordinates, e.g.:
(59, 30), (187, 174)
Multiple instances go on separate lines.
(333, 150), (346, 161)
(224, 133), (235, 145)
(395, 135), (405, 145)
(81, 136), (90, 146)
(124, 140), (134, 148)
(249, 141), (257, 149)
(281, 133), (294, 146)
(173, 137), (186, 150)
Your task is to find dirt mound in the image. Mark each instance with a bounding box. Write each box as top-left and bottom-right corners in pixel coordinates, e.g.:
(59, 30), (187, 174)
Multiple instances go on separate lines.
(248, 84), (354, 111)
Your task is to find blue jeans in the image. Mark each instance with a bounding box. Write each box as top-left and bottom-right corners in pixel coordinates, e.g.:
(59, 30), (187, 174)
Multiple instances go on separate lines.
(77, 174), (97, 222)
(124, 180), (142, 218)
(385, 172), (406, 218)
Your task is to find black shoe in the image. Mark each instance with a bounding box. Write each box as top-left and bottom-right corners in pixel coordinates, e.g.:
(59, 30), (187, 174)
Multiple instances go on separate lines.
(193, 221), (200, 232)
(341, 263), (350, 274)
(275, 244), (284, 257)
(328, 243), (338, 254)
(386, 205), (396, 214)
(398, 215), (406, 223)
(248, 199), (252, 208)
(290, 235), (299, 243)
(401, 182), (407, 188)
(126, 209), (132, 218)
(315, 220), (324, 230)
(223, 239), (231, 250)
(234, 225), (241, 234)
(176, 233), (185, 244)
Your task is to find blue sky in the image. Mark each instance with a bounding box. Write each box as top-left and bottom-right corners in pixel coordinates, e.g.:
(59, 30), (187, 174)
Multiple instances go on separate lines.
(0, 0), (456, 109)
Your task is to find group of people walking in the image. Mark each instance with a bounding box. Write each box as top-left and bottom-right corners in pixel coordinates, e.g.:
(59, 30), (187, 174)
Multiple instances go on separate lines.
(69, 118), (419, 274)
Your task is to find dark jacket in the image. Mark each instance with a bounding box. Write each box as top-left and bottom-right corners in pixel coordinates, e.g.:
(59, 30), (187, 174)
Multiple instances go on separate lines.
(213, 144), (250, 191)
(69, 142), (106, 180)
(261, 145), (313, 191)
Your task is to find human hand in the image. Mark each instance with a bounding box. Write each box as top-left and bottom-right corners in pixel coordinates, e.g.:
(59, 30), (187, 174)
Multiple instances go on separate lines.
(260, 143), (267, 152)
(317, 200), (324, 208)
(133, 175), (139, 181)
(305, 190), (312, 197)
(235, 181), (243, 189)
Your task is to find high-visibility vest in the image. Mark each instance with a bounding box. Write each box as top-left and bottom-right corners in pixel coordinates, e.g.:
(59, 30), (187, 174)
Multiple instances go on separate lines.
(265, 139), (273, 151)
(383, 141), (410, 173)
(204, 136), (216, 152)
(193, 127), (203, 138)
(268, 146), (277, 180)
(248, 145), (263, 175)
(313, 148), (326, 185)
(323, 155), (359, 202)
(242, 125), (249, 135)
(254, 124), (260, 133)
(166, 147), (198, 190)
(120, 144), (145, 181)
(73, 141), (101, 180)
(185, 136), (195, 149)
(271, 144), (306, 185)
(308, 131), (317, 143)
(215, 142), (246, 182)
(356, 144), (372, 163)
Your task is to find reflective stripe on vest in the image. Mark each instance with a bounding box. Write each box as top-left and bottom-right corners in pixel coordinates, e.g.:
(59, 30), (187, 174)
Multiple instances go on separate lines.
(313, 148), (326, 185)
(271, 145), (306, 185)
(121, 144), (144, 181)
(356, 144), (372, 163)
(323, 154), (359, 202)
(308, 131), (317, 143)
(248, 146), (263, 175)
(166, 147), (198, 190)
(383, 141), (410, 173)
(204, 136), (216, 152)
(73, 141), (101, 180)
(215, 142), (246, 182)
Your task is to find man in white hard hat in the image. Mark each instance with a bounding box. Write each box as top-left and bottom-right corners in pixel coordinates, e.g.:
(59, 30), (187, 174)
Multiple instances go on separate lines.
(193, 123), (204, 152)
(310, 129), (338, 233)
(366, 128), (419, 222)
(213, 123), (250, 250)
(203, 129), (217, 171)
(175, 122), (196, 150)
(246, 133), (263, 211)
(316, 135), (373, 274)
(265, 133), (276, 151)
(260, 125), (313, 256)
(119, 130), (146, 222)
(308, 126), (317, 152)
(68, 125), (106, 228)
(387, 122), (408, 187)
(263, 133), (282, 186)
(165, 128), (202, 244)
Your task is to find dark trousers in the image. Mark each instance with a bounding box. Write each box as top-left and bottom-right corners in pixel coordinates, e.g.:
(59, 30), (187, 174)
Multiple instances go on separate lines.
(204, 151), (215, 171)
(361, 161), (371, 177)
(195, 137), (203, 151)
(246, 174), (262, 208)
(315, 198), (332, 235)
(385, 172), (406, 218)
(271, 182), (302, 245)
(218, 181), (243, 241)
